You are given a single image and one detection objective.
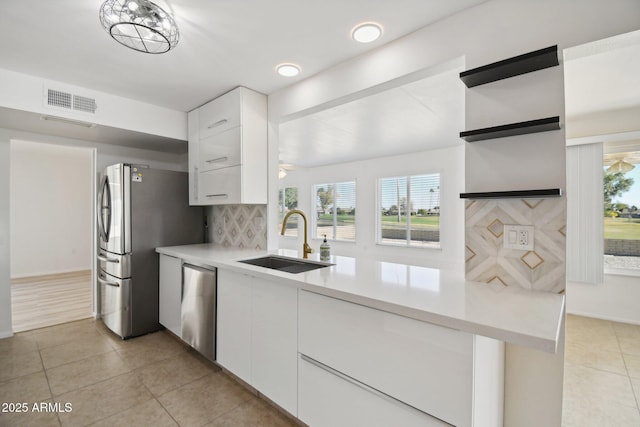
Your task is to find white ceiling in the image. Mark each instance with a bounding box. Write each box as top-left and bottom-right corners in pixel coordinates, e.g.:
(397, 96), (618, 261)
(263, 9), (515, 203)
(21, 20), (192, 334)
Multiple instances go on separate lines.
(565, 29), (640, 153)
(0, 0), (486, 113)
(564, 29), (640, 118)
(278, 63), (465, 168)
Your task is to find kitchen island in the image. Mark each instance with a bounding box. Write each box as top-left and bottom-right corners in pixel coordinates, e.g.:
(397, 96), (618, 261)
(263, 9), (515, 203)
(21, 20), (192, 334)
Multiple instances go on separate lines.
(156, 243), (565, 427)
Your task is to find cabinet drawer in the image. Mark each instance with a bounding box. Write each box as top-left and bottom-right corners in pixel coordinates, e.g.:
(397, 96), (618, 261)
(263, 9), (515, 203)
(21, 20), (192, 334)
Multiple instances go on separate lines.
(298, 355), (449, 427)
(299, 290), (473, 426)
(198, 166), (241, 204)
(198, 127), (241, 172)
(198, 89), (241, 138)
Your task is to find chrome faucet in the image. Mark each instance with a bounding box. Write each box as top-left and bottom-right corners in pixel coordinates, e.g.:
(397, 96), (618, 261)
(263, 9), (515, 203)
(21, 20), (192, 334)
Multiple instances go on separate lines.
(281, 209), (313, 259)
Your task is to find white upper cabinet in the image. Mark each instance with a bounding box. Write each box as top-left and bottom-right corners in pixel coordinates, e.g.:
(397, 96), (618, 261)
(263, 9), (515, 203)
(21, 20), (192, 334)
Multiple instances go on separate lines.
(188, 87), (267, 205)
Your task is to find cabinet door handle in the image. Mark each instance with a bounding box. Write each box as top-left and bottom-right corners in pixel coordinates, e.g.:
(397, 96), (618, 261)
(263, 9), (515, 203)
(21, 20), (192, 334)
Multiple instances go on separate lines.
(206, 194), (229, 198)
(207, 119), (228, 129)
(194, 166), (199, 201)
(299, 354), (442, 423)
(205, 156), (228, 164)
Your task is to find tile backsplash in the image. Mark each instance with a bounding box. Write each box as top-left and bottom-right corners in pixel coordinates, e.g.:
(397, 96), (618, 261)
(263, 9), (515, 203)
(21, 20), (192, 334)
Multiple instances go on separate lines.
(206, 204), (267, 250)
(465, 198), (566, 293)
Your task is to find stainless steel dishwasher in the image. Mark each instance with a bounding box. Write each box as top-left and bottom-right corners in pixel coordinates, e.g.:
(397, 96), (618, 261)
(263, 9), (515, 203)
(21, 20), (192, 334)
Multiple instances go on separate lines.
(181, 264), (217, 362)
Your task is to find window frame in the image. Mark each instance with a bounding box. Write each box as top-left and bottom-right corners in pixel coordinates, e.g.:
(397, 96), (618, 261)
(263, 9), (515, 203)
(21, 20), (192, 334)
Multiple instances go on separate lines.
(376, 173), (441, 249)
(278, 186), (299, 238)
(311, 180), (357, 242)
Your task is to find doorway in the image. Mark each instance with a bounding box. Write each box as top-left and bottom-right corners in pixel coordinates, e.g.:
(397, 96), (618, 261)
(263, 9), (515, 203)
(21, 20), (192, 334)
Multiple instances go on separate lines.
(562, 30), (640, 426)
(9, 140), (96, 332)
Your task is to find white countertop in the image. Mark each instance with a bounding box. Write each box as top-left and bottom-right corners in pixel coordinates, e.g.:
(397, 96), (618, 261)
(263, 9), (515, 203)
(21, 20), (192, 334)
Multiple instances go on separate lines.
(156, 243), (565, 353)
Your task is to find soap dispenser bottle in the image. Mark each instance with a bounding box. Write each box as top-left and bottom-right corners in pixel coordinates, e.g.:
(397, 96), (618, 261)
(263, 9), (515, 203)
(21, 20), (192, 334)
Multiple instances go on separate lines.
(320, 234), (331, 261)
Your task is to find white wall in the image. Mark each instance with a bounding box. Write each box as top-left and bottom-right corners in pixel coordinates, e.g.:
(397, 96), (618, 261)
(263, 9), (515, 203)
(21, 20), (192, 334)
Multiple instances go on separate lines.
(567, 274), (640, 324)
(279, 145), (465, 270)
(10, 140), (93, 277)
(0, 68), (187, 140)
(0, 133), (10, 337)
(267, 1), (640, 426)
(0, 127), (187, 336)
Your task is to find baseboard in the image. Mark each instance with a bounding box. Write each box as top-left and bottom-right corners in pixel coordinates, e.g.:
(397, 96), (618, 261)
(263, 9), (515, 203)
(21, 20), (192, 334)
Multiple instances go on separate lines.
(11, 269), (91, 280)
(0, 329), (14, 339)
(566, 309), (640, 326)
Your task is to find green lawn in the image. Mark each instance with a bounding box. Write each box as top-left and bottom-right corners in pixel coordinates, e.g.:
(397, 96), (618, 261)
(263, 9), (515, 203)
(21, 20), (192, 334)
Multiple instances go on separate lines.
(318, 214), (355, 223)
(317, 214), (440, 228)
(604, 217), (640, 240)
(381, 215), (440, 229)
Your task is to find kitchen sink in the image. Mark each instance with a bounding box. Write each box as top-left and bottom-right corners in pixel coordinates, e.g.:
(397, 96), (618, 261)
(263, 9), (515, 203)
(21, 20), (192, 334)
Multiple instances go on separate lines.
(239, 255), (332, 274)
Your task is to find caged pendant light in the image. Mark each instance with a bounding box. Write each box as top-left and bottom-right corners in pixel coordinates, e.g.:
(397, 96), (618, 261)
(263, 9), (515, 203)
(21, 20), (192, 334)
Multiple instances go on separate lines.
(99, 0), (179, 54)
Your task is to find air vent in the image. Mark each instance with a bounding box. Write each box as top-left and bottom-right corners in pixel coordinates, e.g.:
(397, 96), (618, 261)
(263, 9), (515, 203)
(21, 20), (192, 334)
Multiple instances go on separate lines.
(73, 95), (97, 114)
(45, 88), (97, 114)
(47, 89), (72, 109)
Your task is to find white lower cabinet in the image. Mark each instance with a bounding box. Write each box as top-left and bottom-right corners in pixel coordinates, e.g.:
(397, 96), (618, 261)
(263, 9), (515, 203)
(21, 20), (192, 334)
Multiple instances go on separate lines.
(216, 269), (252, 384)
(251, 277), (298, 415)
(216, 269), (297, 415)
(298, 289), (504, 427)
(298, 355), (448, 427)
(216, 273), (504, 426)
(158, 254), (182, 337)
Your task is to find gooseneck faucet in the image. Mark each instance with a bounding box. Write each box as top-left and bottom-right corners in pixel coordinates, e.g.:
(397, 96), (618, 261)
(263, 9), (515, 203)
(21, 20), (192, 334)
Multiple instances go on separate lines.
(281, 209), (313, 259)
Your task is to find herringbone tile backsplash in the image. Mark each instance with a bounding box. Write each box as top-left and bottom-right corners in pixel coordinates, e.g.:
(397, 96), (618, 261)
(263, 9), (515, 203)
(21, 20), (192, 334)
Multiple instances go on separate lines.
(465, 198), (566, 293)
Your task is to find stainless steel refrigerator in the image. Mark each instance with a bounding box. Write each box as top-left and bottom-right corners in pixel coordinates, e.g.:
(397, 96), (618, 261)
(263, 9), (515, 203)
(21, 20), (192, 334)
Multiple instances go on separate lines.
(97, 163), (204, 339)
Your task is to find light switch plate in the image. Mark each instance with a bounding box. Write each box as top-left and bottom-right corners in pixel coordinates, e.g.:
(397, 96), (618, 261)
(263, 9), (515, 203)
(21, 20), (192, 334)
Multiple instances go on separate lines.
(503, 225), (534, 250)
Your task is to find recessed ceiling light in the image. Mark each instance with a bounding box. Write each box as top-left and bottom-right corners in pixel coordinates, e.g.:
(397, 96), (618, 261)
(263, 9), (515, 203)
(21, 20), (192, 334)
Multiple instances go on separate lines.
(351, 22), (382, 43)
(276, 63), (301, 77)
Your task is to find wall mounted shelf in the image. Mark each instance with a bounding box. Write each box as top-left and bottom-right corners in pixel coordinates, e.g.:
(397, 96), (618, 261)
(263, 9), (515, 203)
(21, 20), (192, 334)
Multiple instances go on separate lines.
(460, 188), (562, 199)
(459, 116), (560, 142)
(459, 45), (559, 88)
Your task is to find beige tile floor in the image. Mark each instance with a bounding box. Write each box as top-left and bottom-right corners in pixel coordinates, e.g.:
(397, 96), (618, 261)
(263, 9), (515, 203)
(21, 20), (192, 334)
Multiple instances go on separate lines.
(563, 314), (640, 426)
(3, 314), (639, 426)
(0, 319), (298, 427)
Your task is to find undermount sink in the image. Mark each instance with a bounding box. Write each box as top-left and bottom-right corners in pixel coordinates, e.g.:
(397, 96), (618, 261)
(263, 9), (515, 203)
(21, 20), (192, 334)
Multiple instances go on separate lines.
(239, 255), (332, 274)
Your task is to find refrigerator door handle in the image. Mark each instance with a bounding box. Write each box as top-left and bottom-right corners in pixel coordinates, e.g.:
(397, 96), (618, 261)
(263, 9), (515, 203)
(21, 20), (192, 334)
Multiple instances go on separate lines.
(98, 276), (120, 287)
(98, 175), (112, 242)
(97, 253), (120, 263)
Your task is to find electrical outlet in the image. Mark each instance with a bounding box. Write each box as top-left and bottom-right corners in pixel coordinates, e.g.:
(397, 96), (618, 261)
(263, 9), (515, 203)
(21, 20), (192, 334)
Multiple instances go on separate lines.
(503, 225), (534, 250)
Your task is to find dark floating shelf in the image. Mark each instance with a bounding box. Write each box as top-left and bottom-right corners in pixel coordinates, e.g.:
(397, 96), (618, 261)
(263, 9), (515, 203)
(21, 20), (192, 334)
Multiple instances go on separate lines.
(460, 45), (559, 88)
(460, 188), (563, 199)
(460, 116), (560, 143)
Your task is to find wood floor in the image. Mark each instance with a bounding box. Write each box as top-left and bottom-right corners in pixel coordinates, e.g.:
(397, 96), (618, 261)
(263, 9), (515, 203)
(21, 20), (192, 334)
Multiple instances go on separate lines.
(11, 270), (93, 333)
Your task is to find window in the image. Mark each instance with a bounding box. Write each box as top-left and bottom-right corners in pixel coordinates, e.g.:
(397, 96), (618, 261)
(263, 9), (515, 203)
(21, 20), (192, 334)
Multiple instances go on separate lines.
(603, 149), (640, 271)
(313, 181), (356, 241)
(378, 174), (440, 248)
(278, 187), (298, 237)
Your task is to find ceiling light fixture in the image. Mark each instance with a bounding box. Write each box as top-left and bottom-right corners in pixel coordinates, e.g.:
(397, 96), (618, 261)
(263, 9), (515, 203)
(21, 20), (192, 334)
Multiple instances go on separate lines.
(607, 159), (635, 173)
(278, 167), (287, 179)
(99, 0), (179, 54)
(276, 63), (301, 77)
(351, 22), (382, 43)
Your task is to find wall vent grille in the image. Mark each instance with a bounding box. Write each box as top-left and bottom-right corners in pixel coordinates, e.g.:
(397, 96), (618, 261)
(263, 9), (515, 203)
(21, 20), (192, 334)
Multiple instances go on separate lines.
(45, 88), (97, 114)
(47, 89), (72, 109)
(73, 95), (97, 114)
